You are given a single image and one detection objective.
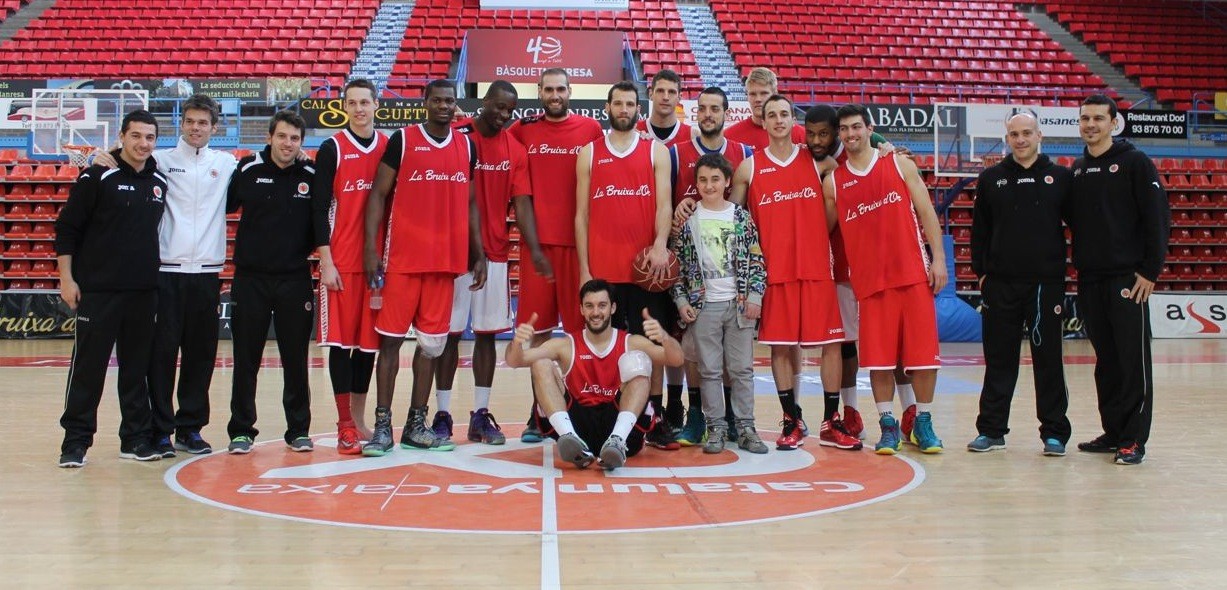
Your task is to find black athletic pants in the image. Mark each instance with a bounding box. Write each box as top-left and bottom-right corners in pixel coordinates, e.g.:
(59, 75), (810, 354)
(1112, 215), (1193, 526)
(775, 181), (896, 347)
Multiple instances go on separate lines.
(148, 272), (220, 439)
(1077, 274), (1153, 449)
(60, 289), (157, 453)
(227, 275), (314, 443)
(975, 278), (1071, 443)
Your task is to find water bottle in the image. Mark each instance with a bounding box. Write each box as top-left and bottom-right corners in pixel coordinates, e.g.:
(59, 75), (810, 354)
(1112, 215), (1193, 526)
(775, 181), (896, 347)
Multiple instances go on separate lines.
(369, 270), (384, 310)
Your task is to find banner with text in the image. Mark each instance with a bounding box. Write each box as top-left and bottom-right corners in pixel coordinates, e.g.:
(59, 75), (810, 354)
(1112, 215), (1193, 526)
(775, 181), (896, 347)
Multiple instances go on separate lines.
(480, 0), (627, 9)
(298, 98), (638, 130)
(1150, 293), (1227, 338)
(465, 30), (624, 84)
(963, 104), (1187, 140)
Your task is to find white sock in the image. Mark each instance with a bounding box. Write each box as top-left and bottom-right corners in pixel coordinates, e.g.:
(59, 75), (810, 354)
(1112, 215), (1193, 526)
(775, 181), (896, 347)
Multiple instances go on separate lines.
(916, 402), (932, 414)
(612, 411), (637, 440)
(794, 373), (803, 393)
(840, 386), (858, 409)
(896, 383), (916, 409)
(548, 411), (576, 438)
(876, 402), (894, 416)
(473, 386), (491, 411)
(436, 389), (452, 413)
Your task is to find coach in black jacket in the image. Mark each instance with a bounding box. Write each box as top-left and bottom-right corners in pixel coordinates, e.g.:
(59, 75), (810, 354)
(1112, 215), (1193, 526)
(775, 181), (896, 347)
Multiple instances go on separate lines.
(225, 110), (335, 454)
(969, 112), (1073, 456)
(1068, 95), (1171, 465)
(55, 110), (167, 467)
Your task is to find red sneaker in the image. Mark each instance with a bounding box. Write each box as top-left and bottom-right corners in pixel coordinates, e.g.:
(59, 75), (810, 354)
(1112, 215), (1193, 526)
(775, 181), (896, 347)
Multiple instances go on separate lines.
(776, 415), (806, 450)
(819, 419), (863, 450)
(842, 406), (864, 440)
(901, 404), (917, 445)
(337, 420), (361, 455)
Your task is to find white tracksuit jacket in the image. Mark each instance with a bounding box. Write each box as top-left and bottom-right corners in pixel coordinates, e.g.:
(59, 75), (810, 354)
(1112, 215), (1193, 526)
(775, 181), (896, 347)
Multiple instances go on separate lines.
(153, 137), (237, 273)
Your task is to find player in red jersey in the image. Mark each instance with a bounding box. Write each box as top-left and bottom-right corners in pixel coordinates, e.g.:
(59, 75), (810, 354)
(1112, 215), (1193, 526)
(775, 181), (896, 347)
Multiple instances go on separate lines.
(635, 69), (692, 147)
(360, 79), (485, 456)
(803, 104), (919, 442)
(575, 80), (677, 450)
(729, 94), (854, 452)
(723, 67), (806, 151)
(505, 279), (683, 470)
(823, 103), (947, 455)
(507, 68), (604, 442)
(311, 79), (386, 454)
(665, 86), (754, 443)
(429, 80), (549, 446)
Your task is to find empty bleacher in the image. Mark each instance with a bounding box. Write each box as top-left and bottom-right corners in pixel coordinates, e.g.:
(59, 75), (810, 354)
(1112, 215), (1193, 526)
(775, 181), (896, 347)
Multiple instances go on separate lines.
(1032, 0), (1227, 110)
(0, 0), (380, 89)
(709, 0), (1112, 105)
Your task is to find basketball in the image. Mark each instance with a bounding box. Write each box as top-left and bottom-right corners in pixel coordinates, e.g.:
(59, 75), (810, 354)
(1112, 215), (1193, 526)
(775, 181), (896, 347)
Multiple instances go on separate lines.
(631, 247), (681, 293)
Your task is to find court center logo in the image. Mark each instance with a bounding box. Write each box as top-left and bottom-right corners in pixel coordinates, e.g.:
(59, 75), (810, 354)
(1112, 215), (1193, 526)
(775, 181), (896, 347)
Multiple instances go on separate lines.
(167, 427), (923, 533)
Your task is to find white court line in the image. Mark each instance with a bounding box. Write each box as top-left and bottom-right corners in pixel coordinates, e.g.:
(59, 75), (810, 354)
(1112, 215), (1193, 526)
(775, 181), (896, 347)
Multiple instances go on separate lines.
(540, 443), (561, 590)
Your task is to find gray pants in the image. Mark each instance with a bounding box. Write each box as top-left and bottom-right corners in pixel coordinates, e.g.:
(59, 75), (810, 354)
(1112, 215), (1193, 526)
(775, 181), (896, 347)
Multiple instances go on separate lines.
(691, 299), (755, 427)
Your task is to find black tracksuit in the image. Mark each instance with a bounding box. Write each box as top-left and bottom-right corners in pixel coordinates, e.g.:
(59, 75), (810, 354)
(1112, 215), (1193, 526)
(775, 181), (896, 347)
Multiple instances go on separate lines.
(225, 146), (328, 443)
(971, 153), (1072, 443)
(1068, 140), (1170, 450)
(54, 152), (167, 453)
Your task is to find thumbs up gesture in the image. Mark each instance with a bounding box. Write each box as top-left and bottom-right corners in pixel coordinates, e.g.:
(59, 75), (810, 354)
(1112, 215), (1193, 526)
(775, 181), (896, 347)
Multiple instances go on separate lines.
(513, 313), (538, 346)
(641, 308), (664, 344)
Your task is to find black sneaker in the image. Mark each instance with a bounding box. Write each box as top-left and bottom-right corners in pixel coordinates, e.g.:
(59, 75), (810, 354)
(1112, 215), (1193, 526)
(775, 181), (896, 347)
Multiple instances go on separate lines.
(664, 403), (685, 433)
(174, 432), (213, 455)
(362, 409), (395, 457)
(1114, 442), (1145, 465)
(155, 436), (177, 458)
(645, 421), (680, 450)
(58, 447), (87, 468)
(119, 442), (162, 462)
(1077, 434), (1118, 454)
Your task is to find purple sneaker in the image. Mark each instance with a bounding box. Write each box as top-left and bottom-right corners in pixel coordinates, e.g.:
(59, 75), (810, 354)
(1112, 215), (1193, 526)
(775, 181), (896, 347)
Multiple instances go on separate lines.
(430, 411), (454, 440)
(468, 408), (506, 445)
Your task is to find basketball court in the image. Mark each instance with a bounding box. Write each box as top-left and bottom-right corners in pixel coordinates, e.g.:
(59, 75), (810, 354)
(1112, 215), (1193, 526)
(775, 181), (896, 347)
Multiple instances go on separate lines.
(2, 337), (1223, 588)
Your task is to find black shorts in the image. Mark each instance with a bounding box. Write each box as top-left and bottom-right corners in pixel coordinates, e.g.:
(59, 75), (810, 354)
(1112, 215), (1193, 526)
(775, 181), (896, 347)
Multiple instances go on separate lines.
(610, 282), (673, 338)
(535, 395), (649, 457)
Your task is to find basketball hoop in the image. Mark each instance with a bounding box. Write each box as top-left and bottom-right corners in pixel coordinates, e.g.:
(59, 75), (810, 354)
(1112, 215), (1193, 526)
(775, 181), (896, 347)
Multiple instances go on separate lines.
(980, 153), (1003, 169)
(62, 144), (97, 168)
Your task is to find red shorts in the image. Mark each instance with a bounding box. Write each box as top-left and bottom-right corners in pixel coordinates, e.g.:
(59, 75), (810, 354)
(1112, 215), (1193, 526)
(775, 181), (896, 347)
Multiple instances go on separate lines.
(317, 272), (379, 352)
(516, 244), (582, 334)
(374, 272), (454, 338)
(858, 282), (941, 371)
(758, 280), (845, 346)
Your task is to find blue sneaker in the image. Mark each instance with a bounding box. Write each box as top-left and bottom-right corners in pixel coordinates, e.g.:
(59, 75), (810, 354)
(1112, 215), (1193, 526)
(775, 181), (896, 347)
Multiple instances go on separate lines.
(967, 434), (1005, 452)
(675, 406), (706, 446)
(911, 411), (943, 453)
(875, 414), (903, 455)
(1042, 438), (1066, 456)
(521, 422), (544, 443)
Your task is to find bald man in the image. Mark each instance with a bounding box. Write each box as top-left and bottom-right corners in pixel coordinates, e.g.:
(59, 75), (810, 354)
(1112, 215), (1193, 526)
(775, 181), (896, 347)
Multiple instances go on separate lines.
(968, 112), (1073, 457)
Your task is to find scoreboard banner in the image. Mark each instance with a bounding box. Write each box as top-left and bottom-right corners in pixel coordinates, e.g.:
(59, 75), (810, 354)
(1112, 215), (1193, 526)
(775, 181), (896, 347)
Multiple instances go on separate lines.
(465, 30), (625, 84)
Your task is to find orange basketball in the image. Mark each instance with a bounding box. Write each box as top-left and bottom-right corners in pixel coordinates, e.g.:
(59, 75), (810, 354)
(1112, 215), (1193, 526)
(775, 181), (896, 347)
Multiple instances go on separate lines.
(631, 247), (681, 293)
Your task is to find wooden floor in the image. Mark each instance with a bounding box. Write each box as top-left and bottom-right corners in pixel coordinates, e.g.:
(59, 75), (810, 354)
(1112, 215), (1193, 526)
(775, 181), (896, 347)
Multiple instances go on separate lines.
(2, 337), (1224, 589)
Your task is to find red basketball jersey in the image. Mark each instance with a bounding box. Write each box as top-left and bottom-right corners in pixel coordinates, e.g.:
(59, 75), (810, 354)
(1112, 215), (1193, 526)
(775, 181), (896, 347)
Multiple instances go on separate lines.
(564, 328), (630, 407)
(832, 151), (930, 298)
(671, 137), (753, 206)
(724, 118), (806, 151)
(586, 134), (658, 284)
(829, 143), (850, 282)
(635, 118), (692, 148)
(386, 124), (472, 274)
(746, 145), (832, 284)
(507, 114), (604, 247)
(456, 123), (531, 263)
(327, 129), (388, 272)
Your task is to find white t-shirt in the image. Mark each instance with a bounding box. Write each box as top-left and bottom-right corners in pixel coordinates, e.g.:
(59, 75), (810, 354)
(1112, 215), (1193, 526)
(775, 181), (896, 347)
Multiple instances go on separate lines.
(693, 201), (737, 303)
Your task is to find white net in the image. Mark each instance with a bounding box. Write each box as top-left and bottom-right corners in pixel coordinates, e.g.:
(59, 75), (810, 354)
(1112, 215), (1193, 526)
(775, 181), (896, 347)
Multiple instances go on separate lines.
(61, 144), (97, 168)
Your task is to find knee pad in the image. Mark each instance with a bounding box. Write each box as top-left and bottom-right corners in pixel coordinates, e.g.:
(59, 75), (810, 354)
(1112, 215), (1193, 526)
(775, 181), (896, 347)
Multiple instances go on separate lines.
(618, 350), (653, 382)
(841, 342), (858, 359)
(416, 333), (447, 359)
